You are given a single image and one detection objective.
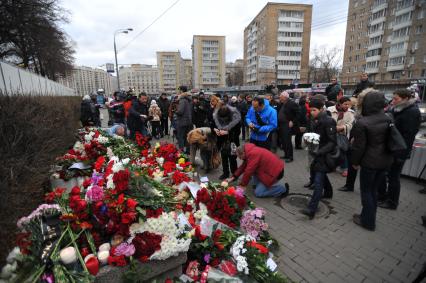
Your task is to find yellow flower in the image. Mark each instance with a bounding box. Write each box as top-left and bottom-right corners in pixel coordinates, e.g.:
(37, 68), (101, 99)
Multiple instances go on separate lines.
(178, 158), (185, 164)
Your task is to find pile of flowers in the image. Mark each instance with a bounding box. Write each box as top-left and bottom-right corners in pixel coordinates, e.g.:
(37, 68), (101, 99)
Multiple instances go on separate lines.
(1, 128), (288, 283)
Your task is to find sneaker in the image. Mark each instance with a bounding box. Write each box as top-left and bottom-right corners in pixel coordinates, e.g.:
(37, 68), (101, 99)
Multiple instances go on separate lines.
(219, 174), (229, 180)
(338, 186), (353, 192)
(300, 208), (315, 220)
(341, 170), (348, 177)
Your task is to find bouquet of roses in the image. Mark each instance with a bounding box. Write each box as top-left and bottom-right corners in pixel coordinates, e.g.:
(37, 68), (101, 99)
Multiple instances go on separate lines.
(240, 208), (268, 240)
(196, 186), (246, 228)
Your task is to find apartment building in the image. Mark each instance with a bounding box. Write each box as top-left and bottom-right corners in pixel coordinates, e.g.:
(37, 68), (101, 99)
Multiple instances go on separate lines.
(243, 2), (312, 86)
(192, 35), (226, 89)
(156, 51), (185, 93)
(226, 59), (244, 86)
(342, 0), (426, 84)
(183, 59), (193, 89)
(60, 66), (116, 96)
(118, 64), (160, 95)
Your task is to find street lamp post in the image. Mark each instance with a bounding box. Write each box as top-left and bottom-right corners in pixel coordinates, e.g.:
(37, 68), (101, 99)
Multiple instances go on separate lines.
(114, 28), (133, 91)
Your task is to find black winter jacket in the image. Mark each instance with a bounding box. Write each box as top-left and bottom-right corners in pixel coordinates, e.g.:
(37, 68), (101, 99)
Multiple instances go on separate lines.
(351, 91), (393, 169)
(158, 97), (170, 119)
(311, 112), (337, 172)
(192, 101), (209, 128)
(391, 99), (421, 160)
(278, 99), (300, 125)
(128, 100), (149, 131)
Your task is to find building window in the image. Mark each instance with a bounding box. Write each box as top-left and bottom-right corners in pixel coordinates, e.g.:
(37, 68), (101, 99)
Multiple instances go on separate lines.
(413, 41), (419, 50)
(416, 25), (423, 34)
(421, 69), (426, 77)
(355, 55), (360, 61)
(424, 55), (426, 63)
(418, 9), (425, 19)
(391, 71), (403, 79)
(408, 70), (413, 78)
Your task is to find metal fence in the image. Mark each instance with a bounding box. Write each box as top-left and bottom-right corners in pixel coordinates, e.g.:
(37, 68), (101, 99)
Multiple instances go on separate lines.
(0, 60), (76, 96)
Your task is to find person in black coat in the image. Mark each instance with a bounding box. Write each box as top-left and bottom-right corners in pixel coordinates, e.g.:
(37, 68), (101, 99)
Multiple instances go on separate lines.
(158, 93), (170, 137)
(80, 95), (98, 126)
(192, 95), (208, 128)
(325, 77), (342, 105)
(176, 86), (193, 154)
(128, 93), (150, 139)
(237, 95), (249, 140)
(351, 90), (393, 231)
(277, 91), (300, 162)
(213, 104), (241, 180)
(378, 89), (421, 210)
(353, 73), (375, 97)
(295, 93), (308, 149)
(300, 99), (337, 219)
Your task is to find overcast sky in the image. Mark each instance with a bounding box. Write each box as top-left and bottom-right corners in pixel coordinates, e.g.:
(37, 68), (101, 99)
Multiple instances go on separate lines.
(60, 0), (349, 68)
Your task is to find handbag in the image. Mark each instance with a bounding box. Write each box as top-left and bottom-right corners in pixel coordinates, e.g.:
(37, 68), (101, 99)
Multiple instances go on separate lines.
(387, 122), (407, 156)
(336, 133), (350, 152)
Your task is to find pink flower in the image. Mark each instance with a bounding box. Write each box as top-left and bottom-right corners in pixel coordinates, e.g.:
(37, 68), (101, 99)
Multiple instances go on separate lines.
(114, 242), (135, 257)
(86, 185), (104, 202)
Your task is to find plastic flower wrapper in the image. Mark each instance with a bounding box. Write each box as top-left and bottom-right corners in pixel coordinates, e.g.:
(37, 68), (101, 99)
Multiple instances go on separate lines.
(240, 208), (268, 240)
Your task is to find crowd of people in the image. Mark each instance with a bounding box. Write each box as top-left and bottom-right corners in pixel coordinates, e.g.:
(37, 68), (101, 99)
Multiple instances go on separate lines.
(80, 72), (423, 232)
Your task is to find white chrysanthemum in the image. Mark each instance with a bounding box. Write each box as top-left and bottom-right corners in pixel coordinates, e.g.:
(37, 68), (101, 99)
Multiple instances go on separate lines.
(73, 141), (85, 152)
(112, 162), (124, 173)
(106, 175), (115, 189)
(106, 147), (114, 158)
(122, 158), (130, 165)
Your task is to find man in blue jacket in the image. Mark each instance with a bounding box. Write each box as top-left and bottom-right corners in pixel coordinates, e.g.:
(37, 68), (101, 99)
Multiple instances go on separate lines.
(245, 96), (277, 150)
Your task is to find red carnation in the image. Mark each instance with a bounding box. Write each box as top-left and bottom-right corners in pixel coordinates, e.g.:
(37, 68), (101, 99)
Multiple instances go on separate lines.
(132, 232), (162, 260)
(108, 255), (127, 266)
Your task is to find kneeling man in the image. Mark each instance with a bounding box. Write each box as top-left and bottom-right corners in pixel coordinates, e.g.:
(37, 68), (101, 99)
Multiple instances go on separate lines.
(228, 143), (289, 198)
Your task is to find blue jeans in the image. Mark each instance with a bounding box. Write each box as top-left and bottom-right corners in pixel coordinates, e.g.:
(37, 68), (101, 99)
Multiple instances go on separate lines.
(360, 167), (386, 229)
(308, 171), (332, 213)
(252, 176), (286, 198)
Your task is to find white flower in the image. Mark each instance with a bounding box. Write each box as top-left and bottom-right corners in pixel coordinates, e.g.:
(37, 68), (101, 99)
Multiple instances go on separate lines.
(156, 157), (165, 166)
(60, 247), (77, 265)
(106, 147), (114, 158)
(106, 175), (115, 189)
(112, 162), (124, 173)
(97, 135), (109, 144)
(6, 247), (21, 264)
(73, 141), (84, 152)
(1, 262), (17, 279)
(122, 158), (130, 165)
(84, 132), (95, 142)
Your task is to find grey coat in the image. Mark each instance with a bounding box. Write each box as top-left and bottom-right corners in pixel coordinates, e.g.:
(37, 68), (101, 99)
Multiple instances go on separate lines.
(176, 93), (192, 128)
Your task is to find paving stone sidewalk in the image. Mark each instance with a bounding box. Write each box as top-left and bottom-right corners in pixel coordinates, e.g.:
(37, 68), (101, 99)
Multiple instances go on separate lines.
(197, 146), (426, 283)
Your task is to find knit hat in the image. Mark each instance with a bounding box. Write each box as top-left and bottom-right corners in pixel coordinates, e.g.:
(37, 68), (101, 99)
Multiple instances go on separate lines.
(309, 98), (325, 109)
(150, 100), (157, 106)
(280, 91), (289, 98)
(231, 96), (237, 102)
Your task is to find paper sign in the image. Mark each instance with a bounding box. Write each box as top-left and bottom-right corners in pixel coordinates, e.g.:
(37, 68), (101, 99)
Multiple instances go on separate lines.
(267, 258), (277, 272)
(68, 162), (91, 170)
(200, 176), (209, 183)
(187, 182), (201, 198)
(200, 216), (214, 237)
(178, 213), (191, 229)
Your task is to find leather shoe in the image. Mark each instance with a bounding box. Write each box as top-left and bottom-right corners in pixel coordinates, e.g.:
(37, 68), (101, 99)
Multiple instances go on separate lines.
(338, 186), (353, 192)
(353, 214), (375, 231)
(378, 201), (397, 210)
(303, 182), (313, 188)
(285, 158), (293, 163)
(300, 208), (315, 220)
(419, 188), (426, 194)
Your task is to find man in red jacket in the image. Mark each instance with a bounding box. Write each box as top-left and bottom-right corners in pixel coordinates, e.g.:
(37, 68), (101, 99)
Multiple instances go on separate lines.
(227, 143), (289, 198)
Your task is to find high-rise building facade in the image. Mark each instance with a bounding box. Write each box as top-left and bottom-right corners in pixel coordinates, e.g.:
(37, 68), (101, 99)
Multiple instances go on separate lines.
(243, 2), (312, 86)
(183, 59), (193, 89)
(342, 0), (426, 85)
(156, 51), (184, 93)
(119, 64), (160, 95)
(60, 66), (116, 96)
(192, 35), (226, 89)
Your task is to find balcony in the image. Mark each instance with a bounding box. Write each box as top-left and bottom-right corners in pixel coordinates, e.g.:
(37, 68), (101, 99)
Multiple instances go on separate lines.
(278, 16), (304, 23)
(277, 36), (302, 42)
(368, 29), (384, 38)
(277, 74), (297, 79)
(276, 55), (302, 61)
(369, 16), (386, 26)
(395, 5), (415, 17)
(278, 26), (304, 32)
(277, 65), (300, 70)
(392, 20), (412, 31)
(390, 35), (410, 44)
(368, 43), (383, 50)
(365, 67), (379, 74)
(371, 2), (387, 13)
(386, 64), (405, 71)
(366, 55), (381, 62)
(277, 46), (303, 52)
